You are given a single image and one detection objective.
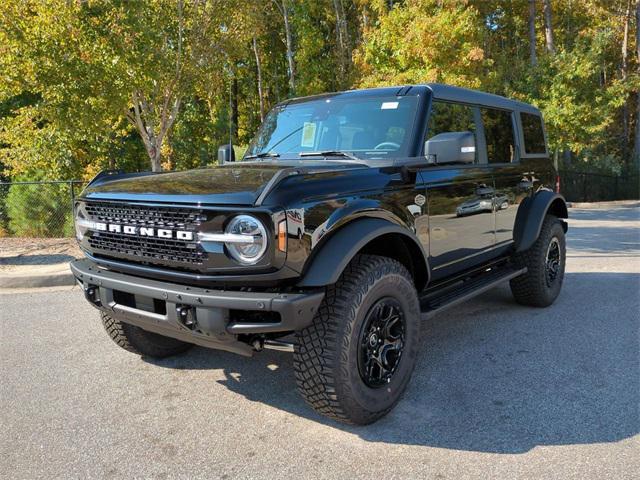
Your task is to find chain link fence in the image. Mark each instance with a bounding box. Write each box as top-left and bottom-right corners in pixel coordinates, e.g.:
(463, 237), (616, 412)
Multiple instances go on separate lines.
(0, 181), (86, 238)
(559, 170), (639, 203)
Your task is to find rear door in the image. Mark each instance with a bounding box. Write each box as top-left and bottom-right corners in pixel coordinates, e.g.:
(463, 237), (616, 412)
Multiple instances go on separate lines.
(479, 106), (529, 247)
(421, 100), (496, 278)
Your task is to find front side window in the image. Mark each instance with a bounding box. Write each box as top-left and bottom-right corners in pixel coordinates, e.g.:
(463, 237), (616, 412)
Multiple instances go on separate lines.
(481, 107), (516, 164)
(245, 96), (419, 159)
(520, 112), (546, 154)
(425, 101), (478, 163)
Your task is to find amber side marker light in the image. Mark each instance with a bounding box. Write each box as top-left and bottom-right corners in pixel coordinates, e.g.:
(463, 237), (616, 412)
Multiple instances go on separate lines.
(278, 220), (287, 252)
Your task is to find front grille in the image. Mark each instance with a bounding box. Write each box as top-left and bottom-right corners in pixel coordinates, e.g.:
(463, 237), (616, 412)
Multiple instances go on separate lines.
(88, 231), (206, 265)
(84, 202), (207, 267)
(85, 202), (203, 230)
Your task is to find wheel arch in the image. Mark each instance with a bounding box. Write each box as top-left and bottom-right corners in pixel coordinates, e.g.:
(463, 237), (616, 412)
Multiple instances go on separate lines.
(296, 218), (430, 290)
(514, 190), (568, 253)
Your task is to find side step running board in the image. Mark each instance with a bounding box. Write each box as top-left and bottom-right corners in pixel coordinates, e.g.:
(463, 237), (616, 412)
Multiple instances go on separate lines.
(420, 266), (527, 320)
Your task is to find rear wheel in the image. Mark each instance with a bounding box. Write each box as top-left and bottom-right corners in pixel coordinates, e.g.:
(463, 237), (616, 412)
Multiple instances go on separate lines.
(510, 215), (566, 307)
(294, 255), (421, 425)
(101, 312), (193, 358)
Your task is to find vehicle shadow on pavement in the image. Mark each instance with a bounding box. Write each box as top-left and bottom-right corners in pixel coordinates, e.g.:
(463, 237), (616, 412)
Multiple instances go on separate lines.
(148, 271), (639, 454)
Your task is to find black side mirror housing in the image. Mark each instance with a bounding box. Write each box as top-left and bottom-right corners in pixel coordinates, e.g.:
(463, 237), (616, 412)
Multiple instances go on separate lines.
(424, 131), (476, 165)
(217, 144), (235, 165)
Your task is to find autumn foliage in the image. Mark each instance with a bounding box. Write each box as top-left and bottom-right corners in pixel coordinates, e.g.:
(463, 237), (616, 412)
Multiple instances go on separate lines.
(0, 0), (638, 181)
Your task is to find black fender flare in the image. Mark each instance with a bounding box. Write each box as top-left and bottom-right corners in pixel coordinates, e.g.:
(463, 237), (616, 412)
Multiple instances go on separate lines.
(514, 190), (568, 253)
(297, 217), (430, 289)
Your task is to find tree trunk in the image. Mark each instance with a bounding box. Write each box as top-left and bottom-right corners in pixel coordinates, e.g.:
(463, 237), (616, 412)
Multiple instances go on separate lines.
(126, 91), (181, 172)
(562, 148), (572, 168)
(333, 0), (351, 83)
(274, 0), (296, 94)
(622, 0), (631, 163)
(231, 77), (239, 141)
(542, 0), (555, 55)
(528, 0), (537, 66)
(252, 36), (265, 122)
(634, 0), (640, 171)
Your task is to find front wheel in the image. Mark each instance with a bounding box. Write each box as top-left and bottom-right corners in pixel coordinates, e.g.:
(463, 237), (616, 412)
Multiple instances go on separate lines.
(294, 255), (421, 425)
(510, 215), (566, 307)
(101, 313), (193, 358)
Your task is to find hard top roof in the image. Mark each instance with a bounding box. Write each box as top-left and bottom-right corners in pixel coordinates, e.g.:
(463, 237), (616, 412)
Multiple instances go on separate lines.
(284, 83), (541, 115)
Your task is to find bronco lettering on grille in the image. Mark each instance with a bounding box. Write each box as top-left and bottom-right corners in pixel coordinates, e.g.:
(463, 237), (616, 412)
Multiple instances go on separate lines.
(94, 222), (194, 241)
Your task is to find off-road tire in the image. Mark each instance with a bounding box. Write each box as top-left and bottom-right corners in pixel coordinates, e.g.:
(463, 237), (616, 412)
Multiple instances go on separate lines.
(101, 312), (193, 358)
(294, 254), (421, 425)
(510, 214), (566, 307)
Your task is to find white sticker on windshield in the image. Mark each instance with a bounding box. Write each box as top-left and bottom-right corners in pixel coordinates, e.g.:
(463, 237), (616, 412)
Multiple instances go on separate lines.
(301, 122), (316, 147)
(381, 101), (399, 110)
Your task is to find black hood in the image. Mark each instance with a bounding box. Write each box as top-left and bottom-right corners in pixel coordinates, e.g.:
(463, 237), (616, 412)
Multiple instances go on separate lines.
(81, 162), (363, 206)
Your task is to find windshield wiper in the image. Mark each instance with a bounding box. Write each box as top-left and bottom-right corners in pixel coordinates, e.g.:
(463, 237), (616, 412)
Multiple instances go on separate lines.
(299, 150), (362, 161)
(244, 152), (281, 160)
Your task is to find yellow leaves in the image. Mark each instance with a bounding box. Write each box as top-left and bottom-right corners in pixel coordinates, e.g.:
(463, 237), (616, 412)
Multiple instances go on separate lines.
(355, 0), (487, 89)
(467, 47), (484, 62)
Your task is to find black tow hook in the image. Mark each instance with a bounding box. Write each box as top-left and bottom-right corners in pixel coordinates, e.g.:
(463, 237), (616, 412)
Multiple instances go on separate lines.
(176, 305), (197, 330)
(84, 285), (101, 307)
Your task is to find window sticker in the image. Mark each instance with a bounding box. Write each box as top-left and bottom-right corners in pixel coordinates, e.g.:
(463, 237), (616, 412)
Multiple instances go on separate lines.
(381, 101), (399, 110)
(301, 122), (316, 147)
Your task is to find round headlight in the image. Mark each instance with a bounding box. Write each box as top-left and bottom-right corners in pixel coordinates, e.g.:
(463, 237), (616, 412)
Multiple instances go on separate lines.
(224, 215), (268, 264)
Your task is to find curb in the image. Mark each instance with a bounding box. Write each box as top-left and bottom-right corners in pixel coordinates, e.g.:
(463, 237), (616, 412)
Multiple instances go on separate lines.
(567, 200), (639, 209)
(0, 267), (76, 289)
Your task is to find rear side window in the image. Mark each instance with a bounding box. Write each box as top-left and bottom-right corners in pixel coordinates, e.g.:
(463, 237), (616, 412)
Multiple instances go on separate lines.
(480, 108), (516, 164)
(520, 112), (546, 154)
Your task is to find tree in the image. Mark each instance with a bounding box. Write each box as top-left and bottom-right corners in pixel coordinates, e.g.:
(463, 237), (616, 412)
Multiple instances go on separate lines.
(253, 36), (266, 122)
(542, 0), (556, 54)
(529, 0), (538, 66)
(355, 0), (489, 88)
(621, 0), (632, 162)
(0, 0), (227, 173)
(273, 0), (297, 94)
(333, 0), (352, 78)
(634, 0), (640, 169)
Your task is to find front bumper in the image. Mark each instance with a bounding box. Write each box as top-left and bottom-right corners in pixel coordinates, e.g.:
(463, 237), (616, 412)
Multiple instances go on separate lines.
(70, 258), (324, 356)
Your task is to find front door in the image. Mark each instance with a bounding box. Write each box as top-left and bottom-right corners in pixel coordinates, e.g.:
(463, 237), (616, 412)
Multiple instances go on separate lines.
(421, 100), (495, 279)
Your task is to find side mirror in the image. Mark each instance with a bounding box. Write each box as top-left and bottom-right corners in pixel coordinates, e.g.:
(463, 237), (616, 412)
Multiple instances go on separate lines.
(424, 131), (475, 165)
(217, 144), (235, 165)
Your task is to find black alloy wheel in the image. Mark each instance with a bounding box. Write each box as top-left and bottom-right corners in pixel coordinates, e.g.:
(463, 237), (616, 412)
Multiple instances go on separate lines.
(358, 298), (406, 388)
(545, 237), (561, 287)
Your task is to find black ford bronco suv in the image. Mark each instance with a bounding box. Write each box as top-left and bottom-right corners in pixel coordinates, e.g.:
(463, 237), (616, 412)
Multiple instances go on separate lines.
(71, 84), (567, 424)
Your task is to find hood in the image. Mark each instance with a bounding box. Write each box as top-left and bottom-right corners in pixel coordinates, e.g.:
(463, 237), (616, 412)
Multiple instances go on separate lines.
(82, 163), (360, 206)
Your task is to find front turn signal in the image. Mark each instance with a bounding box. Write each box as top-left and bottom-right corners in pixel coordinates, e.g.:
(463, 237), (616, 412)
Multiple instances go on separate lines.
(278, 220), (287, 252)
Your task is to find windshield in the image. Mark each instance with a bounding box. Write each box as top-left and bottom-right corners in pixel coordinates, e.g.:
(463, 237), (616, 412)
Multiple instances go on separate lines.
(244, 95), (419, 160)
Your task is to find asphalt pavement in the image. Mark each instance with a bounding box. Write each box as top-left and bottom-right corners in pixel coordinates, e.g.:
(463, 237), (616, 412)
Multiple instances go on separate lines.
(1, 205), (639, 479)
